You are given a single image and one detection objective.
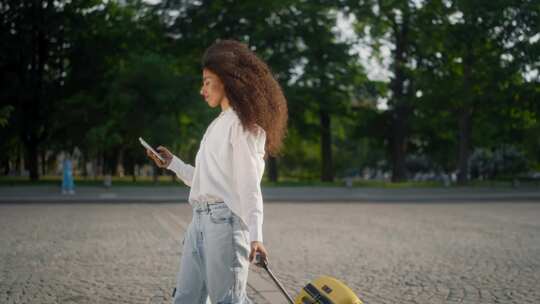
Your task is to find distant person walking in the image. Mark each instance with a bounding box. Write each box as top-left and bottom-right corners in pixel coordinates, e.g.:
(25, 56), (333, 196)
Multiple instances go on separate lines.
(146, 39), (288, 304)
(61, 156), (75, 195)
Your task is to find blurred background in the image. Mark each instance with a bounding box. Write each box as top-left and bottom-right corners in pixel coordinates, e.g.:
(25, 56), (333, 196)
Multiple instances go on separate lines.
(1, 0), (539, 187)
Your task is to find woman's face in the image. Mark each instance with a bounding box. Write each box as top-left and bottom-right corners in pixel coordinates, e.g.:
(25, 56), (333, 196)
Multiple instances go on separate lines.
(200, 69), (226, 108)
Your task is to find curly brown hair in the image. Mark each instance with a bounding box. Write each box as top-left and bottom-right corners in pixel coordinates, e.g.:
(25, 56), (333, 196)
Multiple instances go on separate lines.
(202, 39), (288, 157)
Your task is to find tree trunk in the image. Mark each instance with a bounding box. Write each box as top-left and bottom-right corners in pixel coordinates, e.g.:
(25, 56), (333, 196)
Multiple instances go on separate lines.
(23, 0), (49, 181)
(457, 37), (475, 185)
(101, 152), (107, 176)
(457, 108), (472, 184)
(320, 110), (334, 182)
(41, 149), (46, 176)
(3, 158), (9, 175)
(16, 146), (22, 175)
(26, 140), (39, 181)
(390, 106), (408, 182)
(132, 163), (137, 183)
(116, 149), (124, 177)
(153, 168), (159, 184)
(81, 153), (87, 178)
(267, 156), (278, 182)
(388, 14), (410, 183)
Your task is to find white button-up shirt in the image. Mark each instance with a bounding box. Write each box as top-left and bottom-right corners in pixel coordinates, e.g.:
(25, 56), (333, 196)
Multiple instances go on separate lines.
(167, 107), (266, 243)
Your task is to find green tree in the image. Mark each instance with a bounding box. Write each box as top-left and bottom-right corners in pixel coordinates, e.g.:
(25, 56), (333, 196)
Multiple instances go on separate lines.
(414, 0), (539, 183)
(0, 0), (94, 180)
(49, 0), (178, 178)
(163, 0), (362, 182)
(347, 0), (426, 182)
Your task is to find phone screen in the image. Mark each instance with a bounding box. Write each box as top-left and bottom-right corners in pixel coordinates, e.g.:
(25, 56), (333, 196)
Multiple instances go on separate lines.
(139, 137), (165, 162)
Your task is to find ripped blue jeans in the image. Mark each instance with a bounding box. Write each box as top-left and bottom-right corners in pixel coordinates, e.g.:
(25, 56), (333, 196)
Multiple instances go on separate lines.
(172, 201), (252, 304)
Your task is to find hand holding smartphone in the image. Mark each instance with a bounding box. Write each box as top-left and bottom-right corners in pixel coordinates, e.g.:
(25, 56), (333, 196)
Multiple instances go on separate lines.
(139, 137), (165, 162)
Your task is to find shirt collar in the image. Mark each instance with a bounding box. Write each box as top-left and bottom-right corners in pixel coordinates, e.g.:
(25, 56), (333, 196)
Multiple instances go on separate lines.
(220, 107), (233, 116)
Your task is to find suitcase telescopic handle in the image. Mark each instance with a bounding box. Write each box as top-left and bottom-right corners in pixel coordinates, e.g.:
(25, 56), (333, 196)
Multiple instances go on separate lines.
(255, 253), (295, 304)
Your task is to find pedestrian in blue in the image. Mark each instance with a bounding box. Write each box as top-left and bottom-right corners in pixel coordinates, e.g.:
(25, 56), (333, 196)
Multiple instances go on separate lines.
(61, 156), (75, 195)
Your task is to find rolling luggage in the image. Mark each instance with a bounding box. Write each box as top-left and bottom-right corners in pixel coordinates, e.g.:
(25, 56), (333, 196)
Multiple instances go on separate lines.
(255, 254), (363, 304)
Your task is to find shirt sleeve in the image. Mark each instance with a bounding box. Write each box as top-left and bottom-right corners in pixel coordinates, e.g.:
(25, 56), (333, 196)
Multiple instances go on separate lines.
(166, 155), (195, 187)
(230, 121), (266, 243)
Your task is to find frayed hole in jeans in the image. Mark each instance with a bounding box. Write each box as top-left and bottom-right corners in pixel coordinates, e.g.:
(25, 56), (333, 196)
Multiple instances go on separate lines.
(217, 286), (235, 304)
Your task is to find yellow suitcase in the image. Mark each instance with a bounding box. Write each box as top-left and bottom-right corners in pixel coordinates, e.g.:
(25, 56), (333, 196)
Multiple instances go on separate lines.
(255, 254), (363, 304)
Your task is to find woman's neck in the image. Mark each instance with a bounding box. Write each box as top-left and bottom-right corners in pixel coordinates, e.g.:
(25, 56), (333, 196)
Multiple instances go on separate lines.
(220, 98), (230, 111)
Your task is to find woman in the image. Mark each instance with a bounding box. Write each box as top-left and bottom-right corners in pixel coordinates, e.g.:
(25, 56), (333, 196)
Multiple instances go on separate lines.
(146, 39), (288, 304)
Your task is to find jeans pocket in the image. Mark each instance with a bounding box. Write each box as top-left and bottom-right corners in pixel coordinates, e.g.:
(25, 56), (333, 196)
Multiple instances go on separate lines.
(209, 205), (233, 224)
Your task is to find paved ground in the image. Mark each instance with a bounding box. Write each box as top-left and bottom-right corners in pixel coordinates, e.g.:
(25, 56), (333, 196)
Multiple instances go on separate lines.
(0, 201), (539, 304)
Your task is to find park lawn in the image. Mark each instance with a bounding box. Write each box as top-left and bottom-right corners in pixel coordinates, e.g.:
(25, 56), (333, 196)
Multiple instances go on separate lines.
(0, 175), (439, 187)
(1, 175), (536, 188)
(0, 175), (181, 187)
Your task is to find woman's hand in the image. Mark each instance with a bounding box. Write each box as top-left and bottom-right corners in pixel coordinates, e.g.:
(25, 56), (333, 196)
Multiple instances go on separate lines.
(146, 146), (173, 168)
(249, 241), (268, 266)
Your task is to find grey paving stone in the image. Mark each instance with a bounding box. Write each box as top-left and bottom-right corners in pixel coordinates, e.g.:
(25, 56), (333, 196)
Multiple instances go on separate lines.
(0, 202), (539, 304)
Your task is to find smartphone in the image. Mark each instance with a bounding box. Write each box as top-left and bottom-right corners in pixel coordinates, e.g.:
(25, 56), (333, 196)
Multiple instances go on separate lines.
(139, 137), (165, 162)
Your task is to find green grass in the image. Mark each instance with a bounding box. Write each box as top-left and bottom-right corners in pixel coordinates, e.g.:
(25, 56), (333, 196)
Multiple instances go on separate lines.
(1, 175), (537, 188)
(262, 180), (343, 187)
(262, 179), (443, 188)
(351, 180), (443, 188)
(0, 175), (184, 187)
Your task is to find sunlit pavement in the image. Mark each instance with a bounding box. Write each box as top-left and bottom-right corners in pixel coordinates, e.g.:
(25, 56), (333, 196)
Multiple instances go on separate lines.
(1, 201), (539, 304)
